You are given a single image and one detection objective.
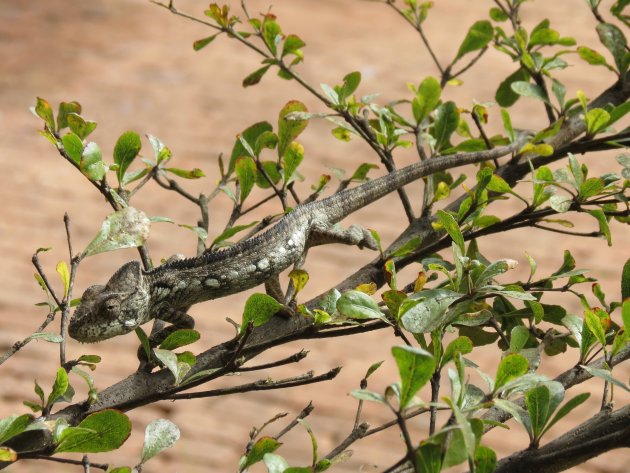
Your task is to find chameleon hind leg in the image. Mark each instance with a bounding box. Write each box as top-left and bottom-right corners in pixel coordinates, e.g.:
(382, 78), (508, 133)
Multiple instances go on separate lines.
(307, 223), (379, 250)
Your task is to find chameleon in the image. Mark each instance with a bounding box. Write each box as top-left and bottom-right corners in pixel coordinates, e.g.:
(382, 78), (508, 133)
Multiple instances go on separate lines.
(68, 141), (522, 343)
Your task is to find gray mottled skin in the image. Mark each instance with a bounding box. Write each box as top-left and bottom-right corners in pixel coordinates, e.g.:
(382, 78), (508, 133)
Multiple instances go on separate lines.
(69, 143), (520, 343)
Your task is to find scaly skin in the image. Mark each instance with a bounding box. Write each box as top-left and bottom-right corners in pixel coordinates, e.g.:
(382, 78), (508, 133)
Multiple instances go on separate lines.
(69, 142), (522, 343)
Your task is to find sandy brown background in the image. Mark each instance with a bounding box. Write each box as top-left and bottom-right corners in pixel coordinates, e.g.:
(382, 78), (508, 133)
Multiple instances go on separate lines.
(0, 0), (628, 472)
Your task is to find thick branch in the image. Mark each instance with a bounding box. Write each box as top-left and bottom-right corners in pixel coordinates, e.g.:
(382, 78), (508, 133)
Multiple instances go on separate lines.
(493, 405), (630, 473)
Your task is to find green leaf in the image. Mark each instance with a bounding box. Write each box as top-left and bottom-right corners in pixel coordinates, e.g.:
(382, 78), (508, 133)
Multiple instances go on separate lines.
(365, 360), (384, 380)
(55, 410), (131, 453)
(494, 353), (529, 393)
(0, 446), (17, 462)
(486, 174), (512, 194)
(147, 134), (172, 164)
(227, 122), (273, 175)
(588, 209), (612, 246)
(241, 293), (284, 333)
(596, 22), (629, 74)
(391, 346), (435, 409)
(0, 414), (33, 444)
(442, 336), (473, 367)
(519, 142), (554, 157)
(47, 367), (69, 408)
(288, 269), (309, 295)
(262, 17), (282, 54)
(83, 207), (150, 257)
(67, 113), (97, 140)
(436, 210), (464, 253)
(254, 130), (278, 155)
(57, 101), (82, 130)
(56, 260), (70, 299)
(61, 133), (84, 165)
(489, 6), (508, 21)
(581, 365), (630, 392)
(525, 385), (551, 442)
(81, 142), (107, 181)
(24, 332), (64, 344)
(193, 34), (218, 51)
(584, 309), (607, 347)
(510, 326), (531, 352)
(211, 221), (258, 247)
(415, 442), (442, 473)
(400, 289), (461, 333)
(263, 453), (290, 473)
(339, 71), (361, 101)
(621, 258), (630, 301)
(153, 349), (191, 384)
(164, 167), (205, 179)
(442, 426), (468, 468)
(495, 68), (530, 107)
(549, 195), (572, 213)
(475, 445), (497, 473)
(159, 330), (200, 351)
(140, 419), (180, 464)
(390, 237), (422, 258)
(412, 76), (441, 123)
(34, 380), (45, 404)
(34, 97), (55, 132)
(331, 126), (352, 141)
(475, 260), (515, 287)
(447, 399), (476, 461)
(543, 392), (590, 435)
(577, 46), (615, 71)
(282, 142), (304, 184)
(586, 108), (611, 136)
(235, 156), (257, 203)
(551, 79), (566, 109)
(349, 163), (379, 182)
(282, 33), (306, 58)
(579, 177), (604, 199)
(241, 436), (282, 470)
(243, 64), (271, 87)
(255, 160), (282, 188)
(278, 100), (308, 158)
(350, 389), (386, 404)
(493, 398), (531, 433)
(433, 101), (459, 151)
(456, 20), (493, 60)
(511, 81), (549, 103)
(113, 131), (142, 184)
(608, 101), (630, 127)
(77, 354), (101, 364)
(336, 290), (386, 321)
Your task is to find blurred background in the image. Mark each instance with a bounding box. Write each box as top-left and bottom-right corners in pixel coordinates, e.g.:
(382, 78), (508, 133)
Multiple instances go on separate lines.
(0, 0), (628, 471)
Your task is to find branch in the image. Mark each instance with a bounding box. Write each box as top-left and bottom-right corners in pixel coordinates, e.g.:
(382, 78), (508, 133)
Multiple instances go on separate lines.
(493, 405), (630, 473)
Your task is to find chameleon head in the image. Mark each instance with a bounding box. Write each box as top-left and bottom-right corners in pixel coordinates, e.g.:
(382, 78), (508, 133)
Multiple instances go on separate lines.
(69, 261), (151, 343)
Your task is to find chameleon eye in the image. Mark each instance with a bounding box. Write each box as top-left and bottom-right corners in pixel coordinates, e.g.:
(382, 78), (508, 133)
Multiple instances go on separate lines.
(103, 299), (119, 313)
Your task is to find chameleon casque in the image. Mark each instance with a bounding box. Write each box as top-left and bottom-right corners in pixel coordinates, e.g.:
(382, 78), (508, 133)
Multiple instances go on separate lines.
(68, 142), (521, 344)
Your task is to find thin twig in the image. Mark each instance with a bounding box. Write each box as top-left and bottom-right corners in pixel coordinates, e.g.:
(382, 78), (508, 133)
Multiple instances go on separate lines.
(238, 349), (309, 371)
(20, 454), (108, 471)
(167, 368), (341, 400)
(275, 402), (314, 439)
